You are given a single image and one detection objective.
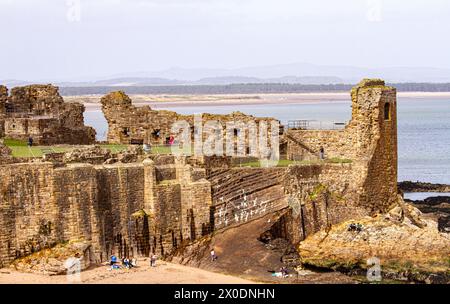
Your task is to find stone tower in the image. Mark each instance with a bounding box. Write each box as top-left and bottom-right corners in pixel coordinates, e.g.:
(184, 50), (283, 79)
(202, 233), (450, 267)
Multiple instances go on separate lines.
(350, 79), (398, 212)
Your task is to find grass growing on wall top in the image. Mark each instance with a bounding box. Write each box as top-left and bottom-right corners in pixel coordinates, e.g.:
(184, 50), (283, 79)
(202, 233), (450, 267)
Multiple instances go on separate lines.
(3, 138), (129, 158)
(236, 158), (352, 168)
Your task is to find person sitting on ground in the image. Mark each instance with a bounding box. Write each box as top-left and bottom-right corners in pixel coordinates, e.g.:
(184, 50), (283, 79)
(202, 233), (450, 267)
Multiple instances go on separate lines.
(356, 223), (363, 232)
(348, 223), (356, 231)
(123, 257), (131, 268)
(110, 255), (117, 266)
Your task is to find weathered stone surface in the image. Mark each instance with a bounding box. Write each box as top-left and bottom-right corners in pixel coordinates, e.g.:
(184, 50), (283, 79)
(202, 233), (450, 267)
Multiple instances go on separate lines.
(0, 84), (96, 145)
(0, 140), (13, 164)
(63, 145), (111, 164)
(9, 241), (93, 275)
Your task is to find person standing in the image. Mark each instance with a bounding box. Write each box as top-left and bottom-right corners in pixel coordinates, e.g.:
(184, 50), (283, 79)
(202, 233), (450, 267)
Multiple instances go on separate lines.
(150, 254), (157, 267)
(27, 136), (33, 147)
(210, 248), (217, 262)
(319, 146), (325, 160)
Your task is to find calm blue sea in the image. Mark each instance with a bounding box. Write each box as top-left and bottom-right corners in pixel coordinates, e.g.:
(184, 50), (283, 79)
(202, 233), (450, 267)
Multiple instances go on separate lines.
(84, 97), (450, 184)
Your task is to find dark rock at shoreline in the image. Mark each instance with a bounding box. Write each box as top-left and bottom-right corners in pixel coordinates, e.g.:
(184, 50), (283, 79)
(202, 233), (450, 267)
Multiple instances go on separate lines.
(398, 181), (450, 193)
(405, 196), (450, 233)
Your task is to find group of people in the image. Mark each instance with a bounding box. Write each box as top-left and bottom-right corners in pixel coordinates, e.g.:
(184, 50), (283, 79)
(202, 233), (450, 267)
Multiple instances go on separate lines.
(108, 254), (159, 270)
(109, 255), (137, 270)
(348, 222), (363, 232)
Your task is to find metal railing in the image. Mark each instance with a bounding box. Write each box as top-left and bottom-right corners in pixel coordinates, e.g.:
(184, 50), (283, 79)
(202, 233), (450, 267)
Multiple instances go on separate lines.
(286, 120), (346, 130)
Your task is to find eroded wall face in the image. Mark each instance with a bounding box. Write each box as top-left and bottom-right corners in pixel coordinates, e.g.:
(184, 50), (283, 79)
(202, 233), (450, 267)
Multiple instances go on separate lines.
(0, 85), (96, 145)
(0, 160), (213, 267)
(208, 168), (288, 230)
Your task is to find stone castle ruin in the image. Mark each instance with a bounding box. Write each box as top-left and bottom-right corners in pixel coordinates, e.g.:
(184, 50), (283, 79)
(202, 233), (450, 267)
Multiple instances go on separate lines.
(0, 85), (95, 145)
(100, 90), (279, 148)
(0, 79), (406, 273)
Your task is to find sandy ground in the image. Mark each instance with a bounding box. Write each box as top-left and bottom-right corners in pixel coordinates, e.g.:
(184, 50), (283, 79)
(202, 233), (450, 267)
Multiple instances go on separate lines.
(0, 260), (255, 284)
(64, 92), (450, 112)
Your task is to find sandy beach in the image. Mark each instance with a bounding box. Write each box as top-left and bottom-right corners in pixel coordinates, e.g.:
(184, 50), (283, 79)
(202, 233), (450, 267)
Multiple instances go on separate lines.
(0, 260), (255, 284)
(64, 92), (450, 111)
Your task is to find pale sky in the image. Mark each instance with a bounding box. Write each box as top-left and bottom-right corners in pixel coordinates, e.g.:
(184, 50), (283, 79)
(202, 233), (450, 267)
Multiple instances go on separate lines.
(1, 0), (449, 81)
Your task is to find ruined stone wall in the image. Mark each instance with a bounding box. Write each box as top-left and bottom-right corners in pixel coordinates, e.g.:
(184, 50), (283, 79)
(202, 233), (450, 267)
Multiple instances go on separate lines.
(100, 91), (278, 148)
(0, 158), (213, 268)
(208, 167), (288, 230)
(0, 163), (56, 267)
(286, 130), (350, 161)
(282, 163), (370, 243)
(0, 85), (96, 145)
(286, 79), (398, 213)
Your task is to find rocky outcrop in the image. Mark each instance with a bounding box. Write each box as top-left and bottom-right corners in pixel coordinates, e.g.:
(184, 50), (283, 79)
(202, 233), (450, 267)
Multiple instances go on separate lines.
(9, 241), (94, 275)
(62, 145), (112, 164)
(405, 196), (450, 233)
(298, 201), (450, 283)
(399, 181), (450, 193)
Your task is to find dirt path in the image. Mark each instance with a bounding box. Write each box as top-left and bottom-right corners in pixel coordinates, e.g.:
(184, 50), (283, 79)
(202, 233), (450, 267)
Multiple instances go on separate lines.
(0, 260), (255, 284)
(169, 213), (357, 284)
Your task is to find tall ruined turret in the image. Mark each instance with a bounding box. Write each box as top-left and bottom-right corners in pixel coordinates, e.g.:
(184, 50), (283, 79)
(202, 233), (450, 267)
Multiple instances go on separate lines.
(352, 79), (398, 212)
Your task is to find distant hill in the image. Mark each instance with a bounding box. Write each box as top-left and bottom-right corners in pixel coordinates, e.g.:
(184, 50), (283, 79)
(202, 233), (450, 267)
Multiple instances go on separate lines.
(104, 63), (450, 83)
(58, 83), (450, 96)
(3, 62), (450, 88)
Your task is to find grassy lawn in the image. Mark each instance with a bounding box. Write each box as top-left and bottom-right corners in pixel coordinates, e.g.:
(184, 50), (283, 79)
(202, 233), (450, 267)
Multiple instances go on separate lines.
(3, 138), (74, 158)
(236, 158), (352, 168)
(3, 139), (171, 158)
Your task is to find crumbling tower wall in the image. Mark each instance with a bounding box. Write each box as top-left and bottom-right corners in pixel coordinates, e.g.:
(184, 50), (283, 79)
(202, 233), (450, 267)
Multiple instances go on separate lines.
(285, 79), (398, 213)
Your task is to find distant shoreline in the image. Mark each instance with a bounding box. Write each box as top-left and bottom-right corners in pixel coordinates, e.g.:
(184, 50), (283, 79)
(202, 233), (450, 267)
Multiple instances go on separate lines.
(70, 92), (450, 111)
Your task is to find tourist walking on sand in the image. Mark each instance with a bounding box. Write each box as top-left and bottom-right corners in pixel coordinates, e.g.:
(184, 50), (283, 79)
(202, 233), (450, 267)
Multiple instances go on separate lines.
(150, 254), (157, 267)
(210, 248), (217, 262)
